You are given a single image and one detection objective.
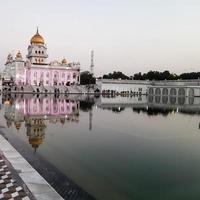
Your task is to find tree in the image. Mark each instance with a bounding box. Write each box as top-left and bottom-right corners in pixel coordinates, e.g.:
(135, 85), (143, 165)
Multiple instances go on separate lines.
(103, 71), (129, 79)
(80, 71), (96, 85)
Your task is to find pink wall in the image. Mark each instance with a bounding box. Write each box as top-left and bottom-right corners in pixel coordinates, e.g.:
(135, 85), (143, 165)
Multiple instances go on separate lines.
(20, 98), (79, 116)
(27, 68), (79, 86)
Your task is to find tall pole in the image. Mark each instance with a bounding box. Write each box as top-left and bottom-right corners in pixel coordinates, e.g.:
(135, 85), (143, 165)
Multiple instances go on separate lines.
(89, 109), (93, 131)
(90, 50), (94, 75)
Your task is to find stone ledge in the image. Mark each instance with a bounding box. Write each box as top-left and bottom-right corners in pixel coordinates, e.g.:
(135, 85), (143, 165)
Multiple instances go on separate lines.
(0, 135), (63, 200)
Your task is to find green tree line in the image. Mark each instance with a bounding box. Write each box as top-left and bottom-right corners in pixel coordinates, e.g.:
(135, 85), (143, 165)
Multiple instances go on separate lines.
(80, 70), (200, 85)
(102, 70), (200, 80)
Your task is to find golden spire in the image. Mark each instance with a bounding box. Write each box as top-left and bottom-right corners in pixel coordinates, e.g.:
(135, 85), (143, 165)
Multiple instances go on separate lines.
(30, 27), (45, 45)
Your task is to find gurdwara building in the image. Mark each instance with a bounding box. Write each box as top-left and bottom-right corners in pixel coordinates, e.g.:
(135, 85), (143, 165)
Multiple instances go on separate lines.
(3, 29), (80, 87)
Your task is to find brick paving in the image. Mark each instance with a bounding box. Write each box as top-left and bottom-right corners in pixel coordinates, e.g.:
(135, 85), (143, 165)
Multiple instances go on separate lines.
(0, 156), (30, 200)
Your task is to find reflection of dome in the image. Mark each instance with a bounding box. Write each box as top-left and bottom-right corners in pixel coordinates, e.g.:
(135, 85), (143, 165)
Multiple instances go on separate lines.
(4, 100), (11, 105)
(29, 137), (43, 151)
(30, 28), (45, 45)
(62, 58), (67, 64)
(14, 122), (21, 130)
(16, 51), (22, 59)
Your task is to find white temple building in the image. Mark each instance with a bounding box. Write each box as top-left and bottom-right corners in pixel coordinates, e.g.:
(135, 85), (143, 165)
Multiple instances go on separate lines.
(3, 29), (80, 87)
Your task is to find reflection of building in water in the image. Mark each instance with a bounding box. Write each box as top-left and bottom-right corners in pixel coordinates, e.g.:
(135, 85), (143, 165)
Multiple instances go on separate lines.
(24, 98), (79, 118)
(96, 95), (147, 110)
(147, 87), (197, 110)
(3, 97), (79, 151)
(26, 119), (46, 152)
(97, 91), (200, 115)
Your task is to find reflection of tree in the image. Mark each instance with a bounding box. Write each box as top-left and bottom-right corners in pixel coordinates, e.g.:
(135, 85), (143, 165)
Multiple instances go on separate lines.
(79, 101), (94, 112)
(132, 107), (174, 116)
(179, 110), (200, 115)
(112, 107), (125, 113)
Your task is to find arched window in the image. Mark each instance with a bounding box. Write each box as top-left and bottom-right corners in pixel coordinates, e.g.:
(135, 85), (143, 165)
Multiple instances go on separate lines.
(189, 88), (194, 97)
(162, 88), (168, 96)
(155, 96), (161, 103)
(178, 88), (185, 96)
(73, 73), (76, 79)
(46, 72), (49, 77)
(162, 96), (168, 104)
(149, 88), (154, 95)
(148, 95), (154, 103)
(170, 88), (177, 96)
(35, 51), (37, 54)
(170, 96), (176, 104)
(155, 88), (161, 96)
(178, 97), (185, 105)
(54, 71), (59, 78)
(53, 104), (58, 113)
(189, 97), (194, 105)
(35, 58), (37, 63)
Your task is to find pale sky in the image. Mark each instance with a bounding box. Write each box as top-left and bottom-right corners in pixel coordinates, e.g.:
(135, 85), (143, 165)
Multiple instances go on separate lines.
(1, 0), (200, 76)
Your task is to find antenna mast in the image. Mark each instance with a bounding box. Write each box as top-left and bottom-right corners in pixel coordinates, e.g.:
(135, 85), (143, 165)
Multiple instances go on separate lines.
(90, 50), (94, 75)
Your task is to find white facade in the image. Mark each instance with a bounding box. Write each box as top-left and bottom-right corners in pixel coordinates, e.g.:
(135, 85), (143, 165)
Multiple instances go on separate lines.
(3, 29), (80, 87)
(98, 79), (149, 95)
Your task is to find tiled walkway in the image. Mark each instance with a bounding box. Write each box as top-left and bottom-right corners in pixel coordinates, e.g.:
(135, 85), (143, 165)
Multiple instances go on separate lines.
(0, 155), (30, 200)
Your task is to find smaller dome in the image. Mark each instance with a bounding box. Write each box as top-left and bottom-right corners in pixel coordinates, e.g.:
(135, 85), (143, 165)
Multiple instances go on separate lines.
(15, 51), (22, 60)
(7, 53), (12, 60)
(62, 58), (67, 64)
(6, 53), (13, 64)
(14, 122), (21, 130)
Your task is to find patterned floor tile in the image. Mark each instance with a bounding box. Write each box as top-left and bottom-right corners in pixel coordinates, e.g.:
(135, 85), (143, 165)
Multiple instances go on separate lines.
(0, 154), (30, 200)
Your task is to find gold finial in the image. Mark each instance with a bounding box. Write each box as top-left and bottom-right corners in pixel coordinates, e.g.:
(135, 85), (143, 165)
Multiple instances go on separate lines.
(30, 27), (45, 45)
(16, 51), (22, 59)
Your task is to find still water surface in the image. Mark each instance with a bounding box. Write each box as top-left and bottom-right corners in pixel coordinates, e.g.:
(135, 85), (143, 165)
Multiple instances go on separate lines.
(1, 95), (200, 200)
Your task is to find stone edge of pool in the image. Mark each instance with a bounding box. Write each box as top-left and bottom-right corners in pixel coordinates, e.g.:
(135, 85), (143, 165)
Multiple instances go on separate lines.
(0, 134), (64, 200)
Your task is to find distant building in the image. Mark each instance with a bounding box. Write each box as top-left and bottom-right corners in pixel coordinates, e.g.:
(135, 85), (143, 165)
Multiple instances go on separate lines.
(3, 28), (80, 86)
(97, 79), (149, 95)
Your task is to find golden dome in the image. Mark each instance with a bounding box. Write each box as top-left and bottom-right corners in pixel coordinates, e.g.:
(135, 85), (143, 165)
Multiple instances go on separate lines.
(29, 137), (43, 148)
(30, 28), (45, 45)
(16, 51), (22, 59)
(62, 58), (67, 64)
